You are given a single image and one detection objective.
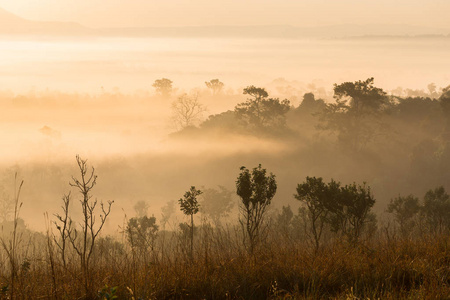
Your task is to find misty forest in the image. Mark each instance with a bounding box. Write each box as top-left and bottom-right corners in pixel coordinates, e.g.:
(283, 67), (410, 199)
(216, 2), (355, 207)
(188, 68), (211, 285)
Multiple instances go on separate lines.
(1, 76), (449, 299)
(1, 2), (450, 299)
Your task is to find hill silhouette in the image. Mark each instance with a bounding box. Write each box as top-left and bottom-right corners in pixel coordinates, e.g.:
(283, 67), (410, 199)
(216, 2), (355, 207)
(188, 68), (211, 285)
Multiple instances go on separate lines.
(0, 6), (92, 36)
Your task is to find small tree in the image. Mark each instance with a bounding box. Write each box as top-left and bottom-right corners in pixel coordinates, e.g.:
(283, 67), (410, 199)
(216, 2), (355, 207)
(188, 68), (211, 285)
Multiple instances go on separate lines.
(387, 195), (420, 237)
(275, 205), (294, 239)
(329, 182), (376, 244)
(205, 79), (224, 95)
(200, 186), (234, 227)
(421, 186), (450, 235)
(236, 164), (277, 253)
(295, 178), (375, 245)
(126, 216), (159, 252)
(152, 78), (173, 97)
(66, 155), (113, 297)
(294, 177), (333, 252)
(178, 186), (202, 259)
(160, 200), (176, 230)
(159, 200), (176, 263)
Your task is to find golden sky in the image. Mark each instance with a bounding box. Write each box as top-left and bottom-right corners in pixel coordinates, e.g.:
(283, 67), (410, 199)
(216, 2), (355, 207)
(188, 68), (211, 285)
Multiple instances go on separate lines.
(0, 0), (449, 29)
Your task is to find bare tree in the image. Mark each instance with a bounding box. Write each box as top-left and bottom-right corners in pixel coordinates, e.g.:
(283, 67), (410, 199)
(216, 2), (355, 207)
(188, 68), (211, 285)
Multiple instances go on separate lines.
(66, 155), (113, 297)
(171, 93), (207, 130)
(53, 192), (73, 268)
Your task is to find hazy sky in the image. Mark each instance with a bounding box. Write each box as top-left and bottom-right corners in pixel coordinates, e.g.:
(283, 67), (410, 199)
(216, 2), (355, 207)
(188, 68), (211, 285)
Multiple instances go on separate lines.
(0, 0), (449, 29)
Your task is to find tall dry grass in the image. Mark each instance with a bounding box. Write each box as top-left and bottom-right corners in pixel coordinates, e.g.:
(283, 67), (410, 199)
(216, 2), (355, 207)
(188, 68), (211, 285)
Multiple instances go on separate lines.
(0, 221), (449, 299)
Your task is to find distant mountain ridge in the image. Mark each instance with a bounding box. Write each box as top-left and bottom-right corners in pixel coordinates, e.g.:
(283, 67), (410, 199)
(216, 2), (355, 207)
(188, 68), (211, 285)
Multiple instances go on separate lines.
(0, 7), (91, 35)
(0, 7), (448, 39)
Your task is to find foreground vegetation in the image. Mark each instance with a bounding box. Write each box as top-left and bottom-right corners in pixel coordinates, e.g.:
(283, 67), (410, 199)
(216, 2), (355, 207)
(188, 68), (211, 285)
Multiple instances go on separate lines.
(0, 224), (449, 299)
(0, 159), (449, 299)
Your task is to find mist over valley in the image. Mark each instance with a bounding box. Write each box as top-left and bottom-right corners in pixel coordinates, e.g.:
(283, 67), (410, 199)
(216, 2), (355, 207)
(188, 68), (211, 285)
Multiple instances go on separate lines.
(0, 2), (449, 298)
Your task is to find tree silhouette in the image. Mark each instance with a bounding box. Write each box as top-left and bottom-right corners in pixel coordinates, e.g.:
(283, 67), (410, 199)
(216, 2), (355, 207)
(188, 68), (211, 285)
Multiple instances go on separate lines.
(329, 182), (375, 244)
(320, 78), (389, 151)
(126, 215), (159, 252)
(387, 195), (420, 237)
(152, 78), (173, 97)
(422, 186), (450, 235)
(236, 164), (277, 253)
(296, 177), (375, 245)
(205, 79), (224, 95)
(200, 186), (234, 227)
(275, 205), (294, 239)
(295, 177), (334, 252)
(439, 85), (450, 138)
(66, 155), (113, 298)
(160, 200), (176, 230)
(243, 85), (268, 101)
(178, 186), (202, 259)
(236, 85), (290, 131)
(333, 77), (387, 113)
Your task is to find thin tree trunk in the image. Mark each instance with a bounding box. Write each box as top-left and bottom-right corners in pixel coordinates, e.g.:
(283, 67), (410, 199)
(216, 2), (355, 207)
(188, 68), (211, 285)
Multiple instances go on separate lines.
(190, 213), (194, 260)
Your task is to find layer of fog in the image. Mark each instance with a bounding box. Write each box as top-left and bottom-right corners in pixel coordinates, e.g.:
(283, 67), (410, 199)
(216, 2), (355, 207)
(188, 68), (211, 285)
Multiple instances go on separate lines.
(1, 80), (449, 234)
(1, 36), (449, 93)
(0, 89), (286, 231)
(1, 34), (449, 233)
